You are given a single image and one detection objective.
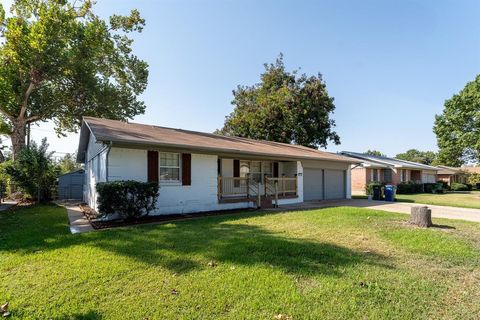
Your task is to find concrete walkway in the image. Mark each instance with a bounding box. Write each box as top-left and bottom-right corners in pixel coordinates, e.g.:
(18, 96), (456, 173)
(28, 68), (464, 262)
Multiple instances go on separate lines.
(276, 199), (480, 223)
(0, 201), (17, 212)
(56, 201), (94, 234)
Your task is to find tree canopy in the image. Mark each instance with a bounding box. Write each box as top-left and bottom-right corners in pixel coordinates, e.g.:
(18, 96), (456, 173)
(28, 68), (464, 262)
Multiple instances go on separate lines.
(434, 75), (480, 166)
(216, 54), (340, 149)
(364, 150), (386, 157)
(56, 153), (82, 174)
(0, 0), (149, 159)
(395, 149), (437, 165)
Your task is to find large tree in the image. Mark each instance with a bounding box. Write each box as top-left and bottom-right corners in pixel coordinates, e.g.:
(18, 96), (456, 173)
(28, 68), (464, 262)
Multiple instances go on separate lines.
(0, 0), (148, 159)
(216, 54), (340, 148)
(434, 75), (480, 166)
(395, 149), (437, 165)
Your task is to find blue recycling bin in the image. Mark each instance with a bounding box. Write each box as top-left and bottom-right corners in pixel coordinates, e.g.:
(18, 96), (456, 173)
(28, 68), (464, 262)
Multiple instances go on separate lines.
(384, 185), (396, 202)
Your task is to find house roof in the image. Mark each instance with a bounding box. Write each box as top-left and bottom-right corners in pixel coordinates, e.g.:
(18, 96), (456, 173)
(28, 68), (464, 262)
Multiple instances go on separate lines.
(77, 117), (359, 164)
(341, 151), (439, 171)
(436, 165), (467, 175)
(461, 166), (480, 174)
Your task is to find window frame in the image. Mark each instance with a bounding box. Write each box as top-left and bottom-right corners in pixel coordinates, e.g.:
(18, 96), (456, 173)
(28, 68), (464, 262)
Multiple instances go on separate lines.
(159, 152), (182, 183)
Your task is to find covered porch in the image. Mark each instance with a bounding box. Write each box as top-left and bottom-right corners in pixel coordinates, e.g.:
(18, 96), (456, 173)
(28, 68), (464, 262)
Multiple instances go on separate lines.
(217, 158), (299, 204)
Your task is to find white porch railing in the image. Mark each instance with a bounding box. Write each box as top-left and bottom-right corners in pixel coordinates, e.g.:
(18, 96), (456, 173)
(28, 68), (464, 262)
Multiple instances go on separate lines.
(218, 176), (297, 203)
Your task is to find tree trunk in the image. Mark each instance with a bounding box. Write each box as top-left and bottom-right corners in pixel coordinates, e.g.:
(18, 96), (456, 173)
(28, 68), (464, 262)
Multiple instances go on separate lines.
(410, 206), (433, 228)
(10, 119), (27, 161)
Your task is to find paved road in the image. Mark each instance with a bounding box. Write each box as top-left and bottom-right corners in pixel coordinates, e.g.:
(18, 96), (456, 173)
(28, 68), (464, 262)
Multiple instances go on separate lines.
(277, 199), (480, 223)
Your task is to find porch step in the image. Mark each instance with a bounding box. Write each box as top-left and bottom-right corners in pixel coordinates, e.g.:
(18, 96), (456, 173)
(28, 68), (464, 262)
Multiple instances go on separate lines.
(260, 197), (274, 209)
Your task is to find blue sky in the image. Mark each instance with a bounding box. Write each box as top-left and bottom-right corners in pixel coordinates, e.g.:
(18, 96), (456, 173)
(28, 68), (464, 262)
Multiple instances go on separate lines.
(6, 0), (480, 157)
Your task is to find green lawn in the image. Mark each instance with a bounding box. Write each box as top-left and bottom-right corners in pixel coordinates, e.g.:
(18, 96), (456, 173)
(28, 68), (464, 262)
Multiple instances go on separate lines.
(1, 205), (480, 319)
(395, 191), (480, 209)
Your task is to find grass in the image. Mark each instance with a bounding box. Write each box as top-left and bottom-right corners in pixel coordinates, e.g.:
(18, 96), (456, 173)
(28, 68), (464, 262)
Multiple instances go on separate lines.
(353, 191), (480, 209)
(395, 191), (480, 209)
(1, 204), (480, 319)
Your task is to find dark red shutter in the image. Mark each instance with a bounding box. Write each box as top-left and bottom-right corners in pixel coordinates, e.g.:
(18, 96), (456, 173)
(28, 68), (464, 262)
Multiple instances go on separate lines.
(147, 151), (159, 183)
(233, 159), (240, 177)
(182, 153), (191, 185)
(273, 162), (279, 178)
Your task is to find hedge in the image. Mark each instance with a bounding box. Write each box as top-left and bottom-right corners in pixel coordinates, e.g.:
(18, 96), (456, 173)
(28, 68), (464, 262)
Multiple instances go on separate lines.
(396, 182), (423, 194)
(96, 180), (160, 220)
(450, 183), (470, 191)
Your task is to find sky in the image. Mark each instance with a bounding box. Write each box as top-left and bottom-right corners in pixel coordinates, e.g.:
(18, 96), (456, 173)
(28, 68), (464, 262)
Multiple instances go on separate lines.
(2, 0), (480, 158)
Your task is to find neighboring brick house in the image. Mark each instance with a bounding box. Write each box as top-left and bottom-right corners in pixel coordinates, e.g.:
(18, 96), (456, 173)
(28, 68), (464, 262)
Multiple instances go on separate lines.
(437, 166), (468, 185)
(340, 151), (439, 195)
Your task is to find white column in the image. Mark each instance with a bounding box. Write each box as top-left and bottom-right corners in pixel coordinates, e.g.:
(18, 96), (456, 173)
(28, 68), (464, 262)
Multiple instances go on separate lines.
(296, 161), (304, 202)
(346, 166), (352, 199)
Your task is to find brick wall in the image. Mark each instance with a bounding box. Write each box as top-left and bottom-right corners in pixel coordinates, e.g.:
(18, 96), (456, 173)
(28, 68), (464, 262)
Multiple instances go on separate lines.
(351, 167), (367, 194)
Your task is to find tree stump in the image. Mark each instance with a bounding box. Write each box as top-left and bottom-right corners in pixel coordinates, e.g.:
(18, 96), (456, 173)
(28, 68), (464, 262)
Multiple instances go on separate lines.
(410, 206), (432, 228)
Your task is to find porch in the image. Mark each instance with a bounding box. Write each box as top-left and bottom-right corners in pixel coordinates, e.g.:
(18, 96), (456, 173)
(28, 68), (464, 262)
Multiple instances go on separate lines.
(217, 158), (299, 205)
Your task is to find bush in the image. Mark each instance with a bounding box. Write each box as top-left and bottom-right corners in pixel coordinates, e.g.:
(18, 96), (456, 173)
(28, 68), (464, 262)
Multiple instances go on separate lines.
(96, 180), (160, 220)
(450, 183), (469, 191)
(437, 180), (450, 191)
(423, 183), (436, 193)
(365, 182), (383, 195)
(466, 183), (473, 191)
(4, 139), (59, 202)
(396, 182), (423, 194)
(424, 182), (445, 194)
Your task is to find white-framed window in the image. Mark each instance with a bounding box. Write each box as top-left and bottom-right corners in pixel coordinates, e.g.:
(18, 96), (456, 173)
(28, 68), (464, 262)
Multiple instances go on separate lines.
(160, 152), (181, 182)
(237, 160), (275, 183)
(383, 169), (392, 183)
(262, 161), (273, 178)
(250, 161), (262, 183)
(401, 169), (407, 182)
(372, 169), (378, 182)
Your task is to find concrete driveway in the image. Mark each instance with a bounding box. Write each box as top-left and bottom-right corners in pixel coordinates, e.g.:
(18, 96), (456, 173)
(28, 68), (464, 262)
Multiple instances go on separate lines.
(276, 199), (480, 223)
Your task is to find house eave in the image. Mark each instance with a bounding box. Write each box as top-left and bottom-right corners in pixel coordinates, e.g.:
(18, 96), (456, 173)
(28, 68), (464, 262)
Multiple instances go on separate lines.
(96, 137), (360, 164)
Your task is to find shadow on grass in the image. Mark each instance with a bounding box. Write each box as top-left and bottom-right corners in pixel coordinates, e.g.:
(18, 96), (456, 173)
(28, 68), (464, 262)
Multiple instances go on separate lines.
(0, 204), (394, 277)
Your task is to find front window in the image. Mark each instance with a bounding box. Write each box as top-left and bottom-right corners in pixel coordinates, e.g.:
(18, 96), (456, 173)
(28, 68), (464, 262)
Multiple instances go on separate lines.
(401, 169), (407, 182)
(160, 153), (180, 181)
(372, 169), (378, 182)
(383, 169), (392, 183)
(237, 160), (276, 183)
(250, 161), (262, 183)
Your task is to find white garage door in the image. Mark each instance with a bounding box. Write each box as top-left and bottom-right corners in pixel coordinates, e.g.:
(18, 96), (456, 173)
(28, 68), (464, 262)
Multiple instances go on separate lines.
(325, 170), (346, 199)
(303, 168), (324, 201)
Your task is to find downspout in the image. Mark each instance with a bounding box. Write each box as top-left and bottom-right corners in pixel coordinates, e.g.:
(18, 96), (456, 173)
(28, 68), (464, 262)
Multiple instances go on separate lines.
(105, 141), (113, 182)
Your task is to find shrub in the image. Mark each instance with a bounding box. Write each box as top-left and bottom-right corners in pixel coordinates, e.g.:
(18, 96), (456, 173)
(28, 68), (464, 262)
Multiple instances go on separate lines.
(423, 183), (436, 193)
(424, 182), (445, 194)
(450, 183), (469, 191)
(466, 183), (473, 191)
(438, 180), (450, 191)
(365, 182), (383, 195)
(396, 182), (423, 194)
(96, 180), (160, 220)
(4, 139), (59, 202)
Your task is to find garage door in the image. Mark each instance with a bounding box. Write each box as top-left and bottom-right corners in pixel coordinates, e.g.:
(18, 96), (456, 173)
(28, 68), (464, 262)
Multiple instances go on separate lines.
(325, 170), (346, 199)
(303, 168), (323, 201)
